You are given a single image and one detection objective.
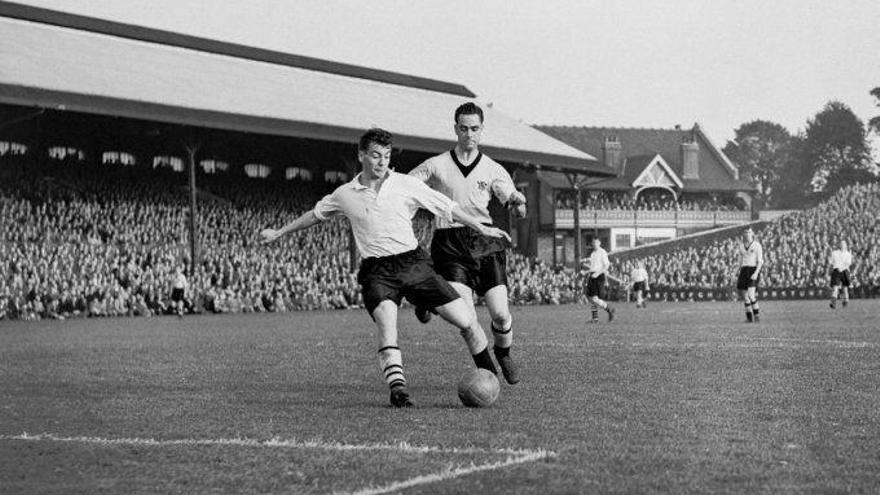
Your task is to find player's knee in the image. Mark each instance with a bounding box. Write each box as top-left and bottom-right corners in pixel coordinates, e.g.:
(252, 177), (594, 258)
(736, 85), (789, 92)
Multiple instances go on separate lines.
(491, 312), (511, 330)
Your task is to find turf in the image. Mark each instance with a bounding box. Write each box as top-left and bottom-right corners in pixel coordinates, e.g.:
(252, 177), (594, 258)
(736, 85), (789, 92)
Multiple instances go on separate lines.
(1, 300), (879, 494)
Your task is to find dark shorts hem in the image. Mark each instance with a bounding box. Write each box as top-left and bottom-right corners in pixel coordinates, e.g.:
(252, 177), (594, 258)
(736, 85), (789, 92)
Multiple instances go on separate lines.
(358, 248), (460, 315)
(736, 267), (759, 290)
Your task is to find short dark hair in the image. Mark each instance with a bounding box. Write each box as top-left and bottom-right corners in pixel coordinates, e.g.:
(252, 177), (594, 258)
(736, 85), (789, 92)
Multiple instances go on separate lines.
(454, 102), (484, 123)
(359, 128), (393, 151)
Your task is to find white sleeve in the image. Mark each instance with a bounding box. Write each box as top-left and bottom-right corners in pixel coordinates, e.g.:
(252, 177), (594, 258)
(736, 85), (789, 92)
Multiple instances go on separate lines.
(406, 176), (455, 223)
(490, 163), (518, 204)
(312, 191), (340, 221)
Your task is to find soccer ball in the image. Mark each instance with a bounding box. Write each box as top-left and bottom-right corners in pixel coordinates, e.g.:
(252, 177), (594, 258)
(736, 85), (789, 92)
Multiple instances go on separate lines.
(457, 368), (500, 407)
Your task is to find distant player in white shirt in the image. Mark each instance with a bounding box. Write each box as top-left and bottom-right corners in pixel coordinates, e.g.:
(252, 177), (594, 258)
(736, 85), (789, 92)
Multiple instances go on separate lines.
(408, 102), (526, 385)
(584, 238), (616, 323)
(736, 228), (764, 323)
(629, 261), (649, 309)
(828, 239), (853, 309)
(260, 128), (510, 408)
(170, 266), (188, 317)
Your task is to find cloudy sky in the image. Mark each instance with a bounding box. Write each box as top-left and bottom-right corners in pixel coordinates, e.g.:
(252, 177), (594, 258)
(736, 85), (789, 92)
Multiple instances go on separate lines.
(15, 0), (880, 143)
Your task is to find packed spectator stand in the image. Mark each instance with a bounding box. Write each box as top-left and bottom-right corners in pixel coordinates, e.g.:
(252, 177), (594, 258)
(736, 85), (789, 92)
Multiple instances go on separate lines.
(1, 154), (878, 320)
(614, 182), (880, 300)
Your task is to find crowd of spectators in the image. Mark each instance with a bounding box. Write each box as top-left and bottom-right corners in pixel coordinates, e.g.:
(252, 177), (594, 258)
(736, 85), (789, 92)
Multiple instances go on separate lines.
(0, 158), (360, 320)
(555, 190), (746, 212)
(615, 182), (880, 294)
(1, 155), (877, 321)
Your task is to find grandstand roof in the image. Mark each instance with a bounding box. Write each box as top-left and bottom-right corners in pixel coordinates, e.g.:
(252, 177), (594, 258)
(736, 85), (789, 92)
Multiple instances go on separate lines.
(0, 1), (610, 176)
(534, 124), (755, 192)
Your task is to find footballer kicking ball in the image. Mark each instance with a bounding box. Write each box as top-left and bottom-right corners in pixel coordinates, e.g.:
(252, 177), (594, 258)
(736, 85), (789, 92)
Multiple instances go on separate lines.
(457, 368), (500, 407)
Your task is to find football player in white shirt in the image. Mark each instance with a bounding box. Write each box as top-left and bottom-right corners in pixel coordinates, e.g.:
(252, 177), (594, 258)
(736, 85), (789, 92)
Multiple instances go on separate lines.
(408, 102), (526, 385)
(828, 239), (853, 309)
(629, 261), (649, 308)
(584, 238), (616, 323)
(736, 228), (764, 322)
(260, 128), (510, 408)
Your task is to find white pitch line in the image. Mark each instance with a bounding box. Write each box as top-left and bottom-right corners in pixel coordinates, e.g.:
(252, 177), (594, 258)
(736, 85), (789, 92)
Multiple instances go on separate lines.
(340, 450), (555, 495)
(0, 432), (542, 456)
(2, 433), (556, 494)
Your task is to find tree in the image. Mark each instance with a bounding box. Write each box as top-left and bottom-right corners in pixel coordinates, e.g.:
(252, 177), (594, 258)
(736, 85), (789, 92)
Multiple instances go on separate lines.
(869, 87), (880, 135)
(802, 101), (871, 196)
(723, 120), (794, 207)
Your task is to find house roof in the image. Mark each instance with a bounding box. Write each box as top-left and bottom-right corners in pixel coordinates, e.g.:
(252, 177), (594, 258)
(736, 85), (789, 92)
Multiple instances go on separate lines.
(0, 1), (611, 175)
(534, 124), (755, 192)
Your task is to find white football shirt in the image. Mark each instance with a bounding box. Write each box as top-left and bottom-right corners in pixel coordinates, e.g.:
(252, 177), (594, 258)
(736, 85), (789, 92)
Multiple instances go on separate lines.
(589, 247), (611, 276)
(630, 267), (648, 283)
(740, 240), (764, 267)
(409, 150), (517, 229)
(829, 249), (852, 271)
(313, 171), (456, 259)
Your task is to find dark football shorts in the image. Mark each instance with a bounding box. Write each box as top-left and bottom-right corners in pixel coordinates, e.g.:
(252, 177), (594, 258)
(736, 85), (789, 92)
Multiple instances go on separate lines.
(736, 266), (759, 290)
(357, 247), (460, 316)
(633, 281), (646, 292)
(430, 227), (509, 296)
(586, 274), (606, 298)
(171, 287), (185, 302)
(830, 269), (850, 287)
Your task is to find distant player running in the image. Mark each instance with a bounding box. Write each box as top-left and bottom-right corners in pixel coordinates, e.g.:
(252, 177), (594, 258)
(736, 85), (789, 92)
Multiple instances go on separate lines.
(408, 102), (526, 385)
(260, 128), (509, 408)
(585, 238), (616, 323)
(829, 239), (852, 309)
(630, 261), (649, 308)
(736, 228), (764, 322)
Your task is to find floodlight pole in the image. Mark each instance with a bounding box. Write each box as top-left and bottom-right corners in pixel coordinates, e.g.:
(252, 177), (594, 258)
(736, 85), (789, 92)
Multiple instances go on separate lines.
(184, 143), (200, 278)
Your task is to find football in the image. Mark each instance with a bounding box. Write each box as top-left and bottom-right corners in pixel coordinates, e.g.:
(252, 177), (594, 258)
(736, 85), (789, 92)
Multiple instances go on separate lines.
(457, 368), (500, 407)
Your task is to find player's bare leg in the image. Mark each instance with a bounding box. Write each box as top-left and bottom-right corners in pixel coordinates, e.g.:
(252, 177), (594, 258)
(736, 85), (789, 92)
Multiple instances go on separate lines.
(484, 285), (519, 384)
(738, 290), (752, 322)
(747, 287), (760, 322)
(372, 301), (412, 407)
(830, 285), (839, 309)
(434, 296), (498, 375)
(589, 296), (614, 322)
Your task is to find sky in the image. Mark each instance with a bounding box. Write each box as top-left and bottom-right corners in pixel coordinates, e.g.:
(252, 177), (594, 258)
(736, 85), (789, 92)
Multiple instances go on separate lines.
(13, 0), (880, 144)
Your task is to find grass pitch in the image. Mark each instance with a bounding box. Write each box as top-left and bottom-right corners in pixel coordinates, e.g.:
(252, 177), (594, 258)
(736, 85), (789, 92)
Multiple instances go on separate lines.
(2, 300), (879, 494)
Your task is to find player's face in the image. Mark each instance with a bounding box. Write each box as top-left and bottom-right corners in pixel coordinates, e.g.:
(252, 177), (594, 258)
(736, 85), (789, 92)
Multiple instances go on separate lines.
(840, 240), (847, 250)
(358, 143), (392, 180)
(743, 230), (753, 243)
(455, 113), (483, 152)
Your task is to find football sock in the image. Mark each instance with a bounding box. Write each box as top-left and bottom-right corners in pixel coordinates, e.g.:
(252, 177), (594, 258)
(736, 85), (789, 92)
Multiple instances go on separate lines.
(472, 347), (498, 374)
(378, 346), (405, 389)
(751, 302), (760, 316)
(744, 301), (753, 320)
(491, 322), (513, 349)
(590, 305), (599, 321)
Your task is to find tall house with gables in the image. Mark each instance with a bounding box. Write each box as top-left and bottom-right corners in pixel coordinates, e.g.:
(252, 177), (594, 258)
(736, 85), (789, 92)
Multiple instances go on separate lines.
(530, 124), (755, 265)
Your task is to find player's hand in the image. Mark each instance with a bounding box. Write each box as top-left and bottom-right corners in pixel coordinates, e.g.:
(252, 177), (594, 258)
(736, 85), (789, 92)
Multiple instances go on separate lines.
(480, 226), (511, 242)
(259, 228), (283, 244)
(510, 203), (527, 218)
(750, 273), (758, 280)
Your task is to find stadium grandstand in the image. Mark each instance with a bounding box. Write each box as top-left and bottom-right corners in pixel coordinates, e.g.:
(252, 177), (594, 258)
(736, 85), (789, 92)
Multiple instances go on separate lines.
(0, 1), (615, 320)
(534, 124), (756, 264)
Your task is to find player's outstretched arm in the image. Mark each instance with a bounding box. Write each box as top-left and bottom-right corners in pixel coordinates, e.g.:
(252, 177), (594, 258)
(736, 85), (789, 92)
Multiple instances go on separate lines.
(451, 204), (511, 242)
(260, 210), (321, 243)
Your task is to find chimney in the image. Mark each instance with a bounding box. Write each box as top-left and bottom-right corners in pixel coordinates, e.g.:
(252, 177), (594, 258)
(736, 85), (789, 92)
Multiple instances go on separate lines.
(603, 135), (622, 173)
(681, 134), (699, 179)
